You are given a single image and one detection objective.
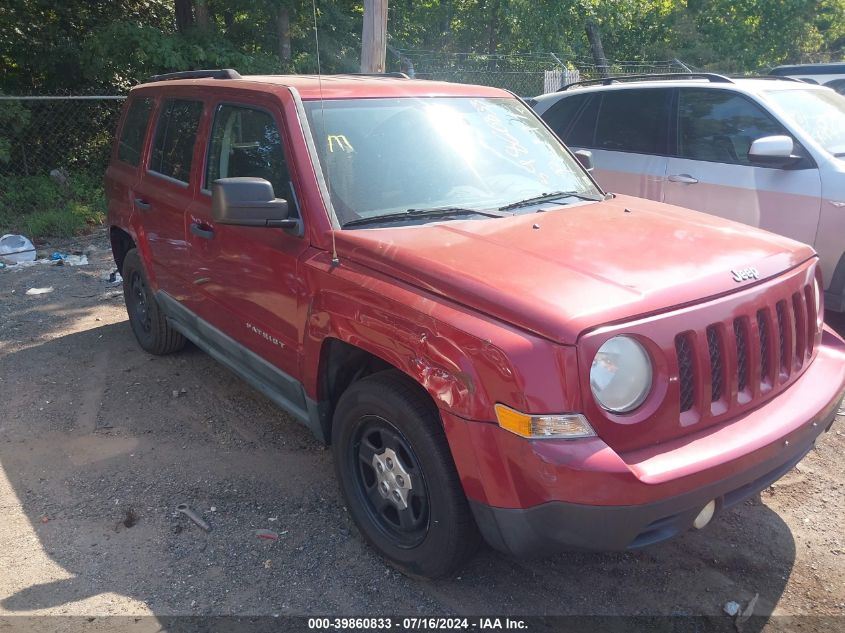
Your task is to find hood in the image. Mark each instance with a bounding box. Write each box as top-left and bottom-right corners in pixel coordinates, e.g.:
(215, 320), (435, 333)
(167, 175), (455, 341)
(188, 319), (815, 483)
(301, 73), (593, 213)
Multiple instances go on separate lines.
(334, 195), (816, 344)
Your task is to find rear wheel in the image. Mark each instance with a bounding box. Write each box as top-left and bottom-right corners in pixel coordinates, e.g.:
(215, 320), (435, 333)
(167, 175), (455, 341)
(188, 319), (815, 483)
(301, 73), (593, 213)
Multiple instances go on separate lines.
(332, 370), (480, 578)
(121, 248), (185, 355)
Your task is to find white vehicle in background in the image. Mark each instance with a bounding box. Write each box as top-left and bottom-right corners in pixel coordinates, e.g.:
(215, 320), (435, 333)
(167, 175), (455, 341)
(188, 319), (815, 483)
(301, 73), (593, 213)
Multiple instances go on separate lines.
(769, 62), (845, 94)
(531, 73), (845, 311)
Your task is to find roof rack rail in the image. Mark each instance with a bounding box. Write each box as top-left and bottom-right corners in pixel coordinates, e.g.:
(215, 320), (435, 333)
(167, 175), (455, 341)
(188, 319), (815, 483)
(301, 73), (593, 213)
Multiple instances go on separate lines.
(770, 62), (845, 76)
(342, 72), (410, 79)
(558, 72), (732, 91)
(730, 75), (804, 83)
(147, 69), (242, 83)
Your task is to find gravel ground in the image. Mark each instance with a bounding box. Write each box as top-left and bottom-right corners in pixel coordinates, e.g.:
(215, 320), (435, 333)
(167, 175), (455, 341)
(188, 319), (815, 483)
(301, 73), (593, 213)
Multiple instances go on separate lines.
(0, 228), (843, 629)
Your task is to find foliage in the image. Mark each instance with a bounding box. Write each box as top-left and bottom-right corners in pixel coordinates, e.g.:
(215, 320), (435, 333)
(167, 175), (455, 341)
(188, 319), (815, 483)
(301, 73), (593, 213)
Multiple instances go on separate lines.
(2, 0), (844, 97)
(0, 100), (31, 164)
(79, 21), (282, 91)
(0, 0), (366, 93)
(1, 1), (843, 238)
(385, 0), (844, 71)
(0, 172), (105, 238)
(661, 0), (845, 71)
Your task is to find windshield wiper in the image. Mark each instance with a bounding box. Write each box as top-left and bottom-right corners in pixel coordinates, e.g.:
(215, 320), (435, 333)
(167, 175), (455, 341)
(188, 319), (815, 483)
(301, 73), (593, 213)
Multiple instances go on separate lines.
(498, 190), (603, 211)
(342, 206), (506, 228)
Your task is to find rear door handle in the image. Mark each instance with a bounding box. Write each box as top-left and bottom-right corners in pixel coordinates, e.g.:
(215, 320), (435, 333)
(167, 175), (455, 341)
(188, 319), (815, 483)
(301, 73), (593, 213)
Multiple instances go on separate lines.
(134, 198), (152, 210)
(190, 222), (215, 240)
(668, 174), (699, 184)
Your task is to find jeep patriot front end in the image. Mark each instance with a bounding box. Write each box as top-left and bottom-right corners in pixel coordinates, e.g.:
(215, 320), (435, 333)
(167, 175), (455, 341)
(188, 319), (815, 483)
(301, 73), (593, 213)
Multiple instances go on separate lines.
(106, 71), (845, 578)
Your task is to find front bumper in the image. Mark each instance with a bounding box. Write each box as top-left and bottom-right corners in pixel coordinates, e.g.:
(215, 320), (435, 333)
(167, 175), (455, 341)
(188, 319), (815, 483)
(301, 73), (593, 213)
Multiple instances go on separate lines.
(470, 418), (828, 555)
(443, 328), (845, 555)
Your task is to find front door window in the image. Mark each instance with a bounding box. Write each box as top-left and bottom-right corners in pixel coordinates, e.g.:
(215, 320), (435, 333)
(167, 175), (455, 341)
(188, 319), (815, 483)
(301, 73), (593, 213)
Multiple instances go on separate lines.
(677, 90), (788, 165)
(205, 104), (293, 207)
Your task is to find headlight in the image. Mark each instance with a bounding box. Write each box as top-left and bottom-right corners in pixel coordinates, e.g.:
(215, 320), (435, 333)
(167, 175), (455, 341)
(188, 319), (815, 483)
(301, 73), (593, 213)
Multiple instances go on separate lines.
(590, 336), (652, 413)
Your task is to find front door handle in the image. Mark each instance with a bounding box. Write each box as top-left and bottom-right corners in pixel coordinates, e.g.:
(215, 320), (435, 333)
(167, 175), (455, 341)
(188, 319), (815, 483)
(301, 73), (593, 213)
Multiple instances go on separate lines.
(134, 198), (152, 210)
(190, 222), (215, 240)
(668, 174), (699, 184)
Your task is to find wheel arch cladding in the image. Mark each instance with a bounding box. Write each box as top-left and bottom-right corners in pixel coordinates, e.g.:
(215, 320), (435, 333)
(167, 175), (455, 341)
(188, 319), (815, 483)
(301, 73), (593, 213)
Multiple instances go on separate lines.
(118, 218), (157, 289)
(315, 338), (394, 415)
(109, 226), (136, 274)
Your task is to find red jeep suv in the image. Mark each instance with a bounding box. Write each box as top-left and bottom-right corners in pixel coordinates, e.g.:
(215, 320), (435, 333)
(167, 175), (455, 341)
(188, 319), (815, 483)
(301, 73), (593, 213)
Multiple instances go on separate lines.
(105, 69), (845, 578)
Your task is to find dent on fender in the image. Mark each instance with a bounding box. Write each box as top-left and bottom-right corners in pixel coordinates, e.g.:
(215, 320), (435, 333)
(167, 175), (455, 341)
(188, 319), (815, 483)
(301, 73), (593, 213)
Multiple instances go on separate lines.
(305, 293), (534, 418)
(409, 328), (476, 410)
(312, 305), (575, 419)
(407, 332), (531, 410)
(310, 303), (492, 415)
(303, 252), (578, 419)
(409, 356), (471, 410)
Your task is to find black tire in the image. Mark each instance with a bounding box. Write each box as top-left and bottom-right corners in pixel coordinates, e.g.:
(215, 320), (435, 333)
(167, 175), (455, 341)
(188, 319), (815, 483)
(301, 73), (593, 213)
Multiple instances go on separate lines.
(332, 370), (480, 578)
(121, 248), (186, 355)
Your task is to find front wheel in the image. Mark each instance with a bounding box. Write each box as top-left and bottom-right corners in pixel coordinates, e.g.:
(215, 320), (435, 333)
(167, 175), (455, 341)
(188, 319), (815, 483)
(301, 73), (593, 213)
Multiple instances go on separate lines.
(332, 370), (480, 578)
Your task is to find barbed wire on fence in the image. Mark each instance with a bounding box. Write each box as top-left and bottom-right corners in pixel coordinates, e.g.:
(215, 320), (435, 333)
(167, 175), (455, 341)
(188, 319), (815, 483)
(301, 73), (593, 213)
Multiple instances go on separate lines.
(394, 49), (692, 94)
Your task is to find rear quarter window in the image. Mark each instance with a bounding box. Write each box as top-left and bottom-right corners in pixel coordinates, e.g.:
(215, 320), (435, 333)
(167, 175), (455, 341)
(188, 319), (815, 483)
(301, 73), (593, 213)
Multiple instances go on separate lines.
(150, 99), (204, 183)
(117, 98), (153, 166)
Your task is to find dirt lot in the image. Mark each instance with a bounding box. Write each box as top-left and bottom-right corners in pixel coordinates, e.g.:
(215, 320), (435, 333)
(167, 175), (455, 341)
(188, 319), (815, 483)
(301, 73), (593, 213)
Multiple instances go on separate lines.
(0, 228), (843, 628)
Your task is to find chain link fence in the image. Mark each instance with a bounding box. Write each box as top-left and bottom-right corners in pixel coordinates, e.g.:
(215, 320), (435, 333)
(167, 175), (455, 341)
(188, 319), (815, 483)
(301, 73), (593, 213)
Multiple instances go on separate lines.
(393, 50), (692, 95)
(794, 48), (844, 64)
(0, 96), (124, 235)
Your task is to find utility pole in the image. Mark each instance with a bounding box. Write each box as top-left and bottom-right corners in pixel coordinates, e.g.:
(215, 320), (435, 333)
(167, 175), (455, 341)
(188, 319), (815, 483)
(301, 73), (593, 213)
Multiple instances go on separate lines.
(585, 18), (609, 78)
(361, 0), (388, 73)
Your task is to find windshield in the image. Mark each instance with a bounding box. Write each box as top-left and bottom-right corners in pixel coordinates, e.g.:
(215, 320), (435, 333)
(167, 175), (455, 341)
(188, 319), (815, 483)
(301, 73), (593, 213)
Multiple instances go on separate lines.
(765, 88), (845, 156)
(303, 97), (601, 227)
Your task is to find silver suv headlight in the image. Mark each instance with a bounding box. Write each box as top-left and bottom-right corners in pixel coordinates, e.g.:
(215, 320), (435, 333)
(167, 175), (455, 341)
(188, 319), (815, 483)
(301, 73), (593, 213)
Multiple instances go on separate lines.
(590, 336), (652, 413)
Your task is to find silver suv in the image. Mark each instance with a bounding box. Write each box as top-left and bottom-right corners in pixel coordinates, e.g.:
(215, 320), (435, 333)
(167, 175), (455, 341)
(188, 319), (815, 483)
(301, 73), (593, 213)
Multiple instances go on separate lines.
(532, 73), (845, 311)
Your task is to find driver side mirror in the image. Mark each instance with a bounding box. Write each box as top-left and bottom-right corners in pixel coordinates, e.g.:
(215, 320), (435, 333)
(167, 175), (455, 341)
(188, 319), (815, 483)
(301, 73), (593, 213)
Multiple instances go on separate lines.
(748, 135), (801, 168)
(212, 177), (297, 228)
(574, 150), (594, 172)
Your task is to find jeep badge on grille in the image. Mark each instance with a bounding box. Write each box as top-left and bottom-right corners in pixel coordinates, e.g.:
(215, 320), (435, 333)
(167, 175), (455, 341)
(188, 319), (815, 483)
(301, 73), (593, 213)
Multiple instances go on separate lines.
(731, 267), (759, 282)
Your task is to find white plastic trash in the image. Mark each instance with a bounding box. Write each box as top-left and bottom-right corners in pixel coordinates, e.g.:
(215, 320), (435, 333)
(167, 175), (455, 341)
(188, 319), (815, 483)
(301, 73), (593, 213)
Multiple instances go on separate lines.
(0, 234), (37, 263)
(25, 286), (53, 296)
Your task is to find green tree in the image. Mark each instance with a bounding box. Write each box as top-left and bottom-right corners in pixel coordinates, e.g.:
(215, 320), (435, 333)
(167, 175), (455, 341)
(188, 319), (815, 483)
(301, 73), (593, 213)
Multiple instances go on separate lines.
(2, 0), (844, 95)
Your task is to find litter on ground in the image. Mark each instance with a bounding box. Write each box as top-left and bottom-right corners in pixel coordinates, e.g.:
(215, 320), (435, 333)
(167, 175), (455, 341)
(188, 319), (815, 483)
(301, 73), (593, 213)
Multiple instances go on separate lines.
(25, 287), (54, 296)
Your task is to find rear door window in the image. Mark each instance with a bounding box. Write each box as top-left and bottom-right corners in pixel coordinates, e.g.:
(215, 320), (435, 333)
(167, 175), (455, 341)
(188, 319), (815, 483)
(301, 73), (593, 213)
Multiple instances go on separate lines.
(117, 98), (153, 166)
(594, 89), (671, 155)
(566, 95), (599, 148)
(677, 89), (787, 165)
(205, 104), (293, 206)
(150, 99), (204, 183)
